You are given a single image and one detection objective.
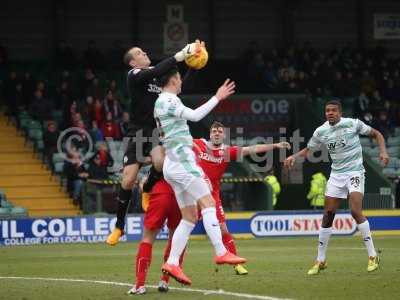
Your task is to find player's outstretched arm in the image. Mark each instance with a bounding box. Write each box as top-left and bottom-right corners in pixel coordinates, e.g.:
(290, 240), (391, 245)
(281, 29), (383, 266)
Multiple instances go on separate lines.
(241, 142), (291, 157)
(180, 79), (235, 122)
(369, 128), (389, 166)
(131, 43), (199, 83)
(284, 147), (309, 169)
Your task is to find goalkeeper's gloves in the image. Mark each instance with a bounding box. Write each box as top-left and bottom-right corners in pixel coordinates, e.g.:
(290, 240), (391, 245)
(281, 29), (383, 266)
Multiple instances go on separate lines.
(174, 42), (200, 62)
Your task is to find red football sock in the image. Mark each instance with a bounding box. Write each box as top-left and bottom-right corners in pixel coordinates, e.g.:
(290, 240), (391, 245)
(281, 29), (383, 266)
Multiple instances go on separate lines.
(160, 239), (172, 282)
(135, 242), (152, 289)
(222, 233), (237, 255)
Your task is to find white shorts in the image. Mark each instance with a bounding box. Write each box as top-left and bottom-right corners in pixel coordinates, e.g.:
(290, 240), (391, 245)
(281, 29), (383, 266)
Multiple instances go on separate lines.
(163, 149), (211, 208)
(325, 171), (365, 199)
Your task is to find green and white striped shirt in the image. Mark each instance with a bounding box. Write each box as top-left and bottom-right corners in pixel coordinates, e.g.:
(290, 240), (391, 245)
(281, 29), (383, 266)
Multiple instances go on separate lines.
(154, 92), (193, 156)
(307, 118), (372, 174)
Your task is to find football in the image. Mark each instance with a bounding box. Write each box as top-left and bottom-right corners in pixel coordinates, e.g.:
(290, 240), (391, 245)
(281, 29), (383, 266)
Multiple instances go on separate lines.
(185, 44), (209, 70)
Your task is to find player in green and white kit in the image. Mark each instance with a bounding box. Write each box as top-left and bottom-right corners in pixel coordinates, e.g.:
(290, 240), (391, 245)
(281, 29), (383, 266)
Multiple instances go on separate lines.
(285, 100), (389, 274)
(154, 67), (246, 285)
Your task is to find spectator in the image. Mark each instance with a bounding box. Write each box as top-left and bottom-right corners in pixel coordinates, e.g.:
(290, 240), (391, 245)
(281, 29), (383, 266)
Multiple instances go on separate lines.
(88, 153), (109, 180)
(89, 120), (104, 143)
(3, 71), (18, 101)
(6, 82), (24, 117)
(382, 79), (400, 102)
(22, 72), (35, 107)
(62, 100), (79, 128)
(43, 121), (60, 169)
(80, 68), (96, 97)
(108, 79), (123, 103)
(101, 111), (121, 140)
(55, 41), (76, 70)
(96, 143), (113, 168)
(55, 80), (73, 110)
(263, 61), (278, 89)
(373, 110), (392, 139)
(81, 96), (96, 122)
(103, 90), (122, 120)
(331, 71), (347, 97)
(119, 111), (130, 137)
(360, 70), (376, 96)
(36, 80), (47, 97)
(354, 92), (370, 119)
(93, 98), (103, 125)
(86, 77), (103, 99)
(64, 149), (88, 205)
(29, 89), (53, 121)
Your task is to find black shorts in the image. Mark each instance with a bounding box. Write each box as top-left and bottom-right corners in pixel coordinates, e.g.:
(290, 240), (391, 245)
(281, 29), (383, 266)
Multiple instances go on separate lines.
(123, 126), (159, 167)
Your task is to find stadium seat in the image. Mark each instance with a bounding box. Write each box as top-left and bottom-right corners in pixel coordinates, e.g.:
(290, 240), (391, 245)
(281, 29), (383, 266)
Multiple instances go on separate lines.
(360, 137), (371, 147)
(388, 136), (400, 147)
(382, 168), (397, 178)
(371, 157), (380, 165)
(394, 127), (400, 136)
(368, 147), (380, 157)
(0, 207), (10, 218)
(387, 146), (400, 157)
(28, 128), (43, 142)
(11, 206), (28, 217)
(363, 146), (373, 155)
(387, 157), (400, 169)
(54, 162), (65, 174)
(1, 200), (14, 209)
(53, 153), (65, 164)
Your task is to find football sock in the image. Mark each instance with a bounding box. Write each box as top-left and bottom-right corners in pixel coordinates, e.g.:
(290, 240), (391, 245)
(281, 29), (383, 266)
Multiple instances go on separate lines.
(317, 227), (332, 262)
(135, 242), (152, 289)
(115, 187), (132, 230)
(166, 220), (195, 266)
(222, 232), (237, 255)
(358, 220), (377, 257)
(201, 207), (227, 256)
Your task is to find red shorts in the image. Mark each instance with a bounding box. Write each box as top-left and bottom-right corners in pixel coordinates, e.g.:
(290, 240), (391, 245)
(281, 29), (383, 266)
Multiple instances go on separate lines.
(143, 192), (181, 231)
(197, 191), (225, 223)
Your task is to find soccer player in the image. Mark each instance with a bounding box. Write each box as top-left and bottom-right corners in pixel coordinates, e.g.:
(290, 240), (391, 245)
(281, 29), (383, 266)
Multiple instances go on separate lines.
(127, 177), (183, 295)
(106, 42), (200, 246)
(192, 122), (291, 275)
(154, 67), (246, 285)
(284, 100), (389, 274)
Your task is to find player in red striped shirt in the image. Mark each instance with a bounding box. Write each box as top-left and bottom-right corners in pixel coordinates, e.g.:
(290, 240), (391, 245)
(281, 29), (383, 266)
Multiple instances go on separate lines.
(193, 121), (291, 275)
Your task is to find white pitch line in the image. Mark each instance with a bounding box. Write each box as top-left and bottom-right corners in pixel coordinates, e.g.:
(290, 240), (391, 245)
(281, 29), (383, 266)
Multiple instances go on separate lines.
(0, 276), (292, 300)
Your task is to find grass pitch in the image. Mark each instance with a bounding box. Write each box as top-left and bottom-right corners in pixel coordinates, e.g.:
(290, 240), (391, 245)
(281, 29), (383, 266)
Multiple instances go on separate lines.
(0, 236), (399, 300)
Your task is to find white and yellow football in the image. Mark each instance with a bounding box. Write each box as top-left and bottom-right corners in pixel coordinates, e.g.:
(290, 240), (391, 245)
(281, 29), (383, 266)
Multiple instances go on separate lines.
(185, 43), (209, 70)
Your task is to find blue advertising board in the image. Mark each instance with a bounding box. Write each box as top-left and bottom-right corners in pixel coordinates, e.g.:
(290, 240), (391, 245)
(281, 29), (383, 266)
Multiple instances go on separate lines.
(1, 210), (399, 246)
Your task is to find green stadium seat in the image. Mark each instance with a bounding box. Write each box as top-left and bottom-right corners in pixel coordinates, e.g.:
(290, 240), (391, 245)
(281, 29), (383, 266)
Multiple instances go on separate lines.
(0, 207), (10, 218)
(11, 207), (28, 217)
(387, 158), (400, 169)
(382, 168), (397, 178)
(1, 201), (14, 209)
(368, 147), (380, 157)
(53, 153), (65, 164)
(54, 162), (65, 174)
(28, 128), (43, 141)
(387, 136), (400, 147)
(387, 146), (400, 157)
(360, 137), (371, 147)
